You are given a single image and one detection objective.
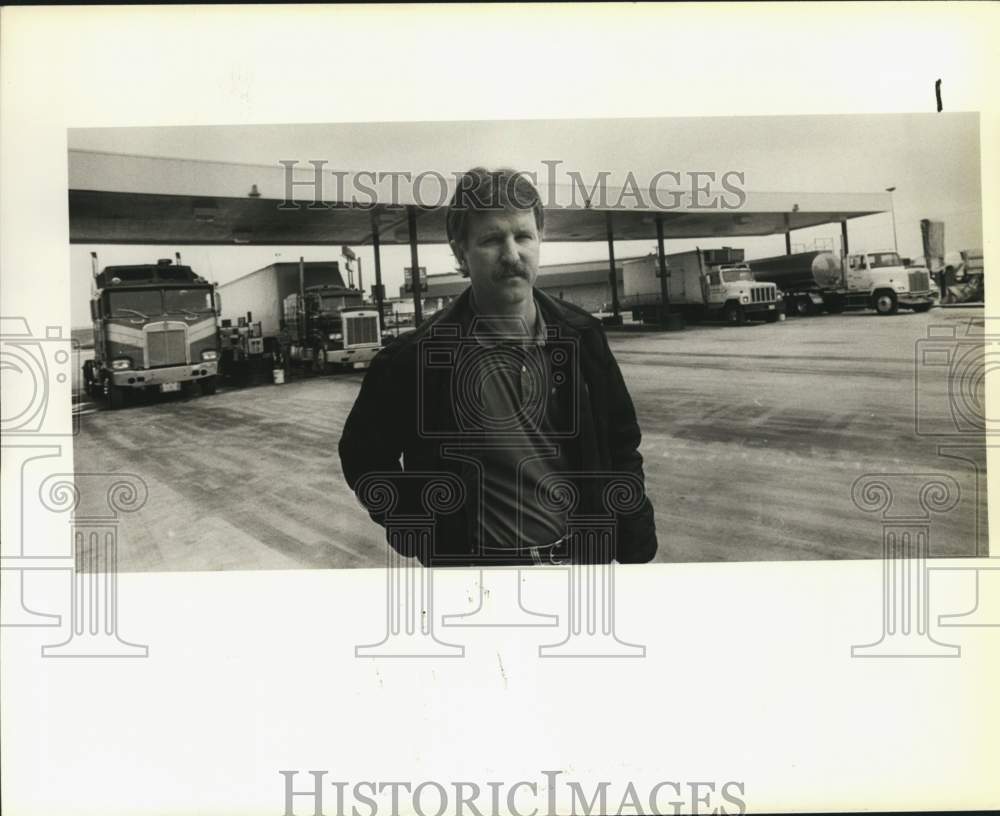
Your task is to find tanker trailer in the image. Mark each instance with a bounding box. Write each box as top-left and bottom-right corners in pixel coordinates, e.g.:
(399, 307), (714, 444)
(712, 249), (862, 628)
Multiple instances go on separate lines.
(746, 251), (844, 316)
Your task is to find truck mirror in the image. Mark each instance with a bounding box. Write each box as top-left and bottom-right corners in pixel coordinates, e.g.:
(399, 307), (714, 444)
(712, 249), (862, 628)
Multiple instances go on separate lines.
(89, 300), (97, 321)
(214, 291), (222, 314)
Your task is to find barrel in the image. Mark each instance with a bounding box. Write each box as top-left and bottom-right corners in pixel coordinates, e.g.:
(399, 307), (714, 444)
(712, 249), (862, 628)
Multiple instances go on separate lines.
(748, 251), (843, 291)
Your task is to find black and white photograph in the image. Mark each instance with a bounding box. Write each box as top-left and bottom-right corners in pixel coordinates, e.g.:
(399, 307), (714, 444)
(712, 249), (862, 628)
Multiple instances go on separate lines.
(67, 114), (986, 570)
(2, 5), (998, 816)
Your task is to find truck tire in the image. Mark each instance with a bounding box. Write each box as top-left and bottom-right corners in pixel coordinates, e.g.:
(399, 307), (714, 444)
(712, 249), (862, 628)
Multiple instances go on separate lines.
(102, 377), (126, 410)
(873, 291), (898, 316)
(82, 360), (96, 397)
(765, 310), (781, 323)
(795, 297), (816, 316)
(910, 303), (932, 313)
(200, 376), (218, 396)
(313, 347), (328, 375)
(723, 302), (746, 325)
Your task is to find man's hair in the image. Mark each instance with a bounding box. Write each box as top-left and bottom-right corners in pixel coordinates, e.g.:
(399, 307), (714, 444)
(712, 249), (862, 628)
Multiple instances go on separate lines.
(446, 168), (544, 276)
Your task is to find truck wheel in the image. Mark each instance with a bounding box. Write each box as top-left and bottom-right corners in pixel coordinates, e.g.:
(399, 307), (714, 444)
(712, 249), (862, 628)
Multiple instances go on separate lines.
(82, 361), (96, 397)
(199, 376), (217, 396)
(910, 303), (932, 313)
(765, 310), (781, 323)
(312, 347), (327, 375)
(102, 377), (126, 410)
(724, 302), (746, 325)
(794, 297), (815, 316)
(873, 291), (898, 316)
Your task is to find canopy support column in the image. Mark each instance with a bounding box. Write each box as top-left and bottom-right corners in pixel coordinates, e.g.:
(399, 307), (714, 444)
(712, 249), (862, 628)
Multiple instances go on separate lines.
(370, 211), (386, 331)
(655, 216), (670, 325)
(407, 206), (423, 325)
(605, 211), (621, 321)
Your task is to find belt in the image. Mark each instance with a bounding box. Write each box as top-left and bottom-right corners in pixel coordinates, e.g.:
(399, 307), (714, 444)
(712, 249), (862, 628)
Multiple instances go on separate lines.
(476, 535), (570, 566)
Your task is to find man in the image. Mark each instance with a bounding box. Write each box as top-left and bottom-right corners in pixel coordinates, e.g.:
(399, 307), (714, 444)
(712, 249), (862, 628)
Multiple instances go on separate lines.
(339, 167), (656, 566)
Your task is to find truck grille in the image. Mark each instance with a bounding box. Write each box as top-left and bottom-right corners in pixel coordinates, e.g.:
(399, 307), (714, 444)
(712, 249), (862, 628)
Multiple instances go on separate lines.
(147, 328), (187, 367)
(345, 315), (378, 347)
(750, 285), (777, 304)
(908, 270), (930, 292)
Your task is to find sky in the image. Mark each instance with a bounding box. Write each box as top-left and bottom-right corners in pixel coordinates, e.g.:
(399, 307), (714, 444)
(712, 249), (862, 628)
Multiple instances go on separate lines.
(68, 113), (983, 327)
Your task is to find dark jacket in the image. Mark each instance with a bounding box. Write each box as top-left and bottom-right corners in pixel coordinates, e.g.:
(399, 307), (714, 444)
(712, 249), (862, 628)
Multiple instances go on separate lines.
(338, 287), (657, 566)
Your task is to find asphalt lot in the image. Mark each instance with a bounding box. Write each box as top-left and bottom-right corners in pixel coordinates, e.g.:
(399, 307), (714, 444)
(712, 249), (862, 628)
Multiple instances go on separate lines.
(73, 308), (987, 571)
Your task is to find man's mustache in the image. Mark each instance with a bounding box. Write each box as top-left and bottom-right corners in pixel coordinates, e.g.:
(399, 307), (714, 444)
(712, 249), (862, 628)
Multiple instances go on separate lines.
(496, 262), (530, 279)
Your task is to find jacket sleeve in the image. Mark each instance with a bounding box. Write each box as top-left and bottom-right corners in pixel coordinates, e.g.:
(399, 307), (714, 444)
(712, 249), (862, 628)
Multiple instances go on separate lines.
(338, 346), (410, 530)
(599, 329), (658, 563)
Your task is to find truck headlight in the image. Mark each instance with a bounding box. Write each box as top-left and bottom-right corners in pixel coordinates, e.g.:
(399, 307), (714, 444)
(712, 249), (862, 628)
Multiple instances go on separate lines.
(328, 333), (342, 341)
(111, 357), (133, 371)
(741, 295), (750, 304)
(200, 349), (219, 361)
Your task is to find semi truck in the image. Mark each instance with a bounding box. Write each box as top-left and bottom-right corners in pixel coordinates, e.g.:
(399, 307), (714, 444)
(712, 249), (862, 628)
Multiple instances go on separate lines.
(621, 248), (781, 325)
(217, 259), (381, 376)
(82, 256), (221, 409)
(748, 250), (934, 316)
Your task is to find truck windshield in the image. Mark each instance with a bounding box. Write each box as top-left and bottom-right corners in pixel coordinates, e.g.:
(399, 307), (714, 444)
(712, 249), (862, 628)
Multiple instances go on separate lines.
(868, 253), (902, 268)
(108, 290), (162, 318)
(163, 288), (214, 315)
(720, 267), (755, 283)
(319, 294), (362, 312)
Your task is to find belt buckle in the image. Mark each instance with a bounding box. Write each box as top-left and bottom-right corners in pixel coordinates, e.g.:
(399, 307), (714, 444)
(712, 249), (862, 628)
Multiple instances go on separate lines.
(530, 535), (569, 566)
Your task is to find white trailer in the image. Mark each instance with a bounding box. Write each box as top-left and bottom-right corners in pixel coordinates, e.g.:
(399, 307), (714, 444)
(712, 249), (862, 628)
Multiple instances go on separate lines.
(622, 248), (780, 324)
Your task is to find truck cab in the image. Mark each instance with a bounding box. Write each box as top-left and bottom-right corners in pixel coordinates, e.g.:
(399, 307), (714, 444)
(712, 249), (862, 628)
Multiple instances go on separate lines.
(846, 251), (933, 315)
(83, 258), (221, 408)
(283, 284), (382, 371)
(702, 262), (781, 323)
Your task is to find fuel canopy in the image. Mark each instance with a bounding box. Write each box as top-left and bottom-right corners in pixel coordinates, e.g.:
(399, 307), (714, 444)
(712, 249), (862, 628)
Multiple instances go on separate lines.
(69, 149), (889, 324)
(68, 150), (889, 247)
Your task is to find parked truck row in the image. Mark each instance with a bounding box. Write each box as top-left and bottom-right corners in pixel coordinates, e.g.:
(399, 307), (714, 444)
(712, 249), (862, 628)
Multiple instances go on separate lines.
(82, 241), (943, 410)
(83, 255), (381, 408)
